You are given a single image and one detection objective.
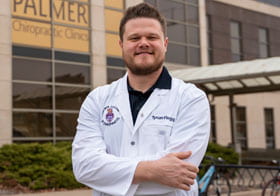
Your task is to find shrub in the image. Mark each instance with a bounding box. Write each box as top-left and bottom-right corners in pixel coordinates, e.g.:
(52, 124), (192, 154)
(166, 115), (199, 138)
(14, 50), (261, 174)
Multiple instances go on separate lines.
(0, 142), (84, 191)
(205, 142), (239, 164)
(0, 141), (238, 191)
(199, 142), (239, 176)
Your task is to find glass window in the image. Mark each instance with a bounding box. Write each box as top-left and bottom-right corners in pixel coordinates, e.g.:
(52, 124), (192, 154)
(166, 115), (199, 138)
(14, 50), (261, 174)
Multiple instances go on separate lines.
(12, 0), (91, 143)
(13, 112), (53, 137)
(230, 22), (240, 38)
(56, 113), (78, 137)
(145, 0), (200, 66)
(264, 108), (275, 149)
(167, 23), (186, 43)
(207, 15), (213, 65)
(166, 43), (187, 64)
(13, 58), (52, 82)
(210, 105), (216, 143)
(186, 5), (198, 24)
(186, 0), (198, 4)
(189, 46), (200, 66)
(105, 1), (125, 82)
(55, 86), (90, 110)
(55, 63), (90, 84)
(159, 1), (185, 22)
(231, 38), (241, 54)
(258, 28), (269, 58)
(107, 57), (124, 67)
(107, 67), (126, 84)
(187, 26), (199, 45)
(55, 51), (90, 63)
(230, 21), (242, 62)
(235, 107), (247, 150)
(13, 83), (52, 109)
(13, 46), (51, 59)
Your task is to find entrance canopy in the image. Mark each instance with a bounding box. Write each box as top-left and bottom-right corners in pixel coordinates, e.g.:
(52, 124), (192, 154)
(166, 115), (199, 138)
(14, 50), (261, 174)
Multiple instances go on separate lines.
(170, 57), (280, 96)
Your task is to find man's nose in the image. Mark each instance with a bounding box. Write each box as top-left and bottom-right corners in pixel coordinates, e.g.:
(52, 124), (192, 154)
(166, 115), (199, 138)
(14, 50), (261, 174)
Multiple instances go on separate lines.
(138, 37), (149, 48)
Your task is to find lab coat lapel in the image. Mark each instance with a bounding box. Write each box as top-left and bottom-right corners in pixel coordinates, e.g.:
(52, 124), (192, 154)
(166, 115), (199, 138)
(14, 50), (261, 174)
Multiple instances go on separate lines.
(133, 89), (168, 133)
(116, 76), (134, 132)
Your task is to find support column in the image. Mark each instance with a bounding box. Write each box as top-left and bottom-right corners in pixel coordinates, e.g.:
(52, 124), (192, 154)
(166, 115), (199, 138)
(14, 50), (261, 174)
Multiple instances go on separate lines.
(229, 94), (242, 164)
(199, 0), (208, 66)
(0, 0), (12, 146)
(91, 0), (107, 88)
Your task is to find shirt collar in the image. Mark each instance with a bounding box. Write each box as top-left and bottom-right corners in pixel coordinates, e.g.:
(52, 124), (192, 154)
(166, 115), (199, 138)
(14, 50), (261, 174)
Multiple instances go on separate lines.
(127, 66), (172, 93)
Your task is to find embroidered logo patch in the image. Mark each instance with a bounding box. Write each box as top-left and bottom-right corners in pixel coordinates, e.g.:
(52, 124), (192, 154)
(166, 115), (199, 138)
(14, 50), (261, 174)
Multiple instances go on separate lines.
(106, 108), (114, 122)
(101, 106), (121, 126)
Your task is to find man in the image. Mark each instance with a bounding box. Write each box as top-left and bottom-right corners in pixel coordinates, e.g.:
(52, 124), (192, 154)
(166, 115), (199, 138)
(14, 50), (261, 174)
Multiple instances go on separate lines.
(72, 2), (210, 196)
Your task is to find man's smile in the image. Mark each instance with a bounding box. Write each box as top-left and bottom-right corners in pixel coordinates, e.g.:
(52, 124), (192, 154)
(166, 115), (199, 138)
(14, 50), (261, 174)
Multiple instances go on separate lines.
(135, 51), (154, 56)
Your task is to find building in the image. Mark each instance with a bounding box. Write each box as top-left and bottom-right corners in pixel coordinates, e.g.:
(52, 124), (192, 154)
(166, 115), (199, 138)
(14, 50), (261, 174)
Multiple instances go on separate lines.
(0, 0), (280, 162)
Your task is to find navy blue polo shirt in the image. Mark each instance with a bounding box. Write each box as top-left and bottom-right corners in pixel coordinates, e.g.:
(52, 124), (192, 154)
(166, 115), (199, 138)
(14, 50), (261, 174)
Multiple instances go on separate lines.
(127, 66), (172, 125)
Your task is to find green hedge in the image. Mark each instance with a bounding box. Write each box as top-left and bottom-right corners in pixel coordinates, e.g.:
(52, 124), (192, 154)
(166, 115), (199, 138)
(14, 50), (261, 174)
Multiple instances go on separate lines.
(204, 142), (239, 164)
(199, 143), (239, 176)
(0, 142), (238, 191)
(0, 142), (84, 191)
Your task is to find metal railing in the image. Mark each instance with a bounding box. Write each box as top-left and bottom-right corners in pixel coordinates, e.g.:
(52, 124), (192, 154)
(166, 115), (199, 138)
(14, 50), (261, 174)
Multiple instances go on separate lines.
(215, 164), (280, 192)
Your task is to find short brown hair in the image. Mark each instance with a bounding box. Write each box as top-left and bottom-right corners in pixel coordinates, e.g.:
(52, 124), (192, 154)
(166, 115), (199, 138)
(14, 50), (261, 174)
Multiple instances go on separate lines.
(119, 3), (167, 41)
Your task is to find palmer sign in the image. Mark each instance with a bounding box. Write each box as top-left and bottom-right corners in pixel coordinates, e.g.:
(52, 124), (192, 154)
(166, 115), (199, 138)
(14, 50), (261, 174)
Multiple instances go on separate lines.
(12, 0), (89, 52)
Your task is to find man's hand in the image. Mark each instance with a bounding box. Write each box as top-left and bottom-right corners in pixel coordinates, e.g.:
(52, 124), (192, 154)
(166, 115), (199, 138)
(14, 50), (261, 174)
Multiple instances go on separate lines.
(133, 151), (199, 191)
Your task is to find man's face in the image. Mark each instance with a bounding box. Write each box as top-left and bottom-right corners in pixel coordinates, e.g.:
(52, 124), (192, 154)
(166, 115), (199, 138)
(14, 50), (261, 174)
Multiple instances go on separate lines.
(119, 18), (168, 75)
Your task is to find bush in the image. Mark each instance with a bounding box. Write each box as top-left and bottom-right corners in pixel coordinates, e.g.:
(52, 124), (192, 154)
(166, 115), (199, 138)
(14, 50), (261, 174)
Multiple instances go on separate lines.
(205, 142), (239, 164)
(199, 142), (239, 176)
(0, 142), (238, 191)
(0, 142), (84, 191)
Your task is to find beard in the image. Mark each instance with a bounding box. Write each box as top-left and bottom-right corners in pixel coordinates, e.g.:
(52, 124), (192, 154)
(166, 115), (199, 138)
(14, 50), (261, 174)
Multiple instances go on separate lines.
(124, 57), (164, 76)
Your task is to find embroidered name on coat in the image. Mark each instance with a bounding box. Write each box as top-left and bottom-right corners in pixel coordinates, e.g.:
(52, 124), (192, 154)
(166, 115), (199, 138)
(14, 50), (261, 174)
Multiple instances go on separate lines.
(152, 115), (175, 122)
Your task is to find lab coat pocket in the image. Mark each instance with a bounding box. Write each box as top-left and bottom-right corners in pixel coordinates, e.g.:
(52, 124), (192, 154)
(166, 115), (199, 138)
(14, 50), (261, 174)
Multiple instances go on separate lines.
(139, 122), (172, 155)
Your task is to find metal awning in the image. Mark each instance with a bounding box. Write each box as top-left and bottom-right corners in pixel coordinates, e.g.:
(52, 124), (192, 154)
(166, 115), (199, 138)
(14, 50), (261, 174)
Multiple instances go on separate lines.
(170, 57), (280, 96)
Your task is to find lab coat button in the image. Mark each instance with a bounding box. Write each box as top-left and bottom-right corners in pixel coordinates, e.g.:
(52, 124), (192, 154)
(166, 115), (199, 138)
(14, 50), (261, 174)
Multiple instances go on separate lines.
(140, 113), (144, 117)
(130, 141), (135, 145)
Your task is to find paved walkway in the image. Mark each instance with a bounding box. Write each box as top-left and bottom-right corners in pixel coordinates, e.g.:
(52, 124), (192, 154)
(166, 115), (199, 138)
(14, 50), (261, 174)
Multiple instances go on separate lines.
(0, 189), (262, 196)
(0, 189), (92, 196)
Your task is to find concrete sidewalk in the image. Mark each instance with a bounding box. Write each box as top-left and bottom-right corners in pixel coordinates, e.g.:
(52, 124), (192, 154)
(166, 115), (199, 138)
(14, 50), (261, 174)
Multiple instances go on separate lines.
(0, 189), (262, 196)
(0, 189), (92, 196)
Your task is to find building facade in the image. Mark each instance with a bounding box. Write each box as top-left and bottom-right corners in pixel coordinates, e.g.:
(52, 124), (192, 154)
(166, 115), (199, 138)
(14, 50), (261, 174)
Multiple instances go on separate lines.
(0, 0), (280, 161)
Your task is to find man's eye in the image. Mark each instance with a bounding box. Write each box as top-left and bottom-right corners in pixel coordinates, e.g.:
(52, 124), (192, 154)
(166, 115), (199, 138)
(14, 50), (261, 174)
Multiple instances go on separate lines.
(130, 37), (139, 41)
(148, 36), (158, 40)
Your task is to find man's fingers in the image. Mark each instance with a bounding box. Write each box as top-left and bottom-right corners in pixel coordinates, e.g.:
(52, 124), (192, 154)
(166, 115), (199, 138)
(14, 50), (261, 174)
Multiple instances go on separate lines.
(173, 151), (192, 159)
(178, 183), (191, 191)
(188, 164), (199, 173)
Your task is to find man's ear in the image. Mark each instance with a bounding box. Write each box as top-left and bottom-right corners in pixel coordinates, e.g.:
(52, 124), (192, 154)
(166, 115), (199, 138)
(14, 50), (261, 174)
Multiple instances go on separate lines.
(164, 37), (168, 51)
(119, 40), (123, 48)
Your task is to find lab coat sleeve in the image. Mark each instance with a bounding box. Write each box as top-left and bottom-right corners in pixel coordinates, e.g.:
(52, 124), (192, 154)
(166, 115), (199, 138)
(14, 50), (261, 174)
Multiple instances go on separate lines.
(166, 87), (210, 166)
(134, 85), (210, 195)
(141, 86), (210, 165)
(72, 92), (139, 196)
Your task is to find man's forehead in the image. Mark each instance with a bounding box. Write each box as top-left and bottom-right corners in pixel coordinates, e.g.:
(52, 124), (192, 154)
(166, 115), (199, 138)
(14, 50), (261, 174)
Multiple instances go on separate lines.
(124, 18), (164, 34)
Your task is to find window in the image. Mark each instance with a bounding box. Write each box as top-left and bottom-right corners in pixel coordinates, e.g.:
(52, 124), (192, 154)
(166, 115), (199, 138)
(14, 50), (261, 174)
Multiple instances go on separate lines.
(145, 0), (200, 66)
(258, 28), (269, 58)
(264, 108), (275, 149)
(207, 15), (213, 65)
(12, 46), (91, 142)
(105, 0), (126, 83)
(210, 105), (216, 143)
(235, 107), (247, 150)
(230, 21), (242, 62)
(12, 0), (91, 143)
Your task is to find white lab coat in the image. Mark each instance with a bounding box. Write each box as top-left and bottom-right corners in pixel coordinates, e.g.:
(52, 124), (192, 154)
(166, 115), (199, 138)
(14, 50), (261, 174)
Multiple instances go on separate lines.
(72, 74), (210, 196)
